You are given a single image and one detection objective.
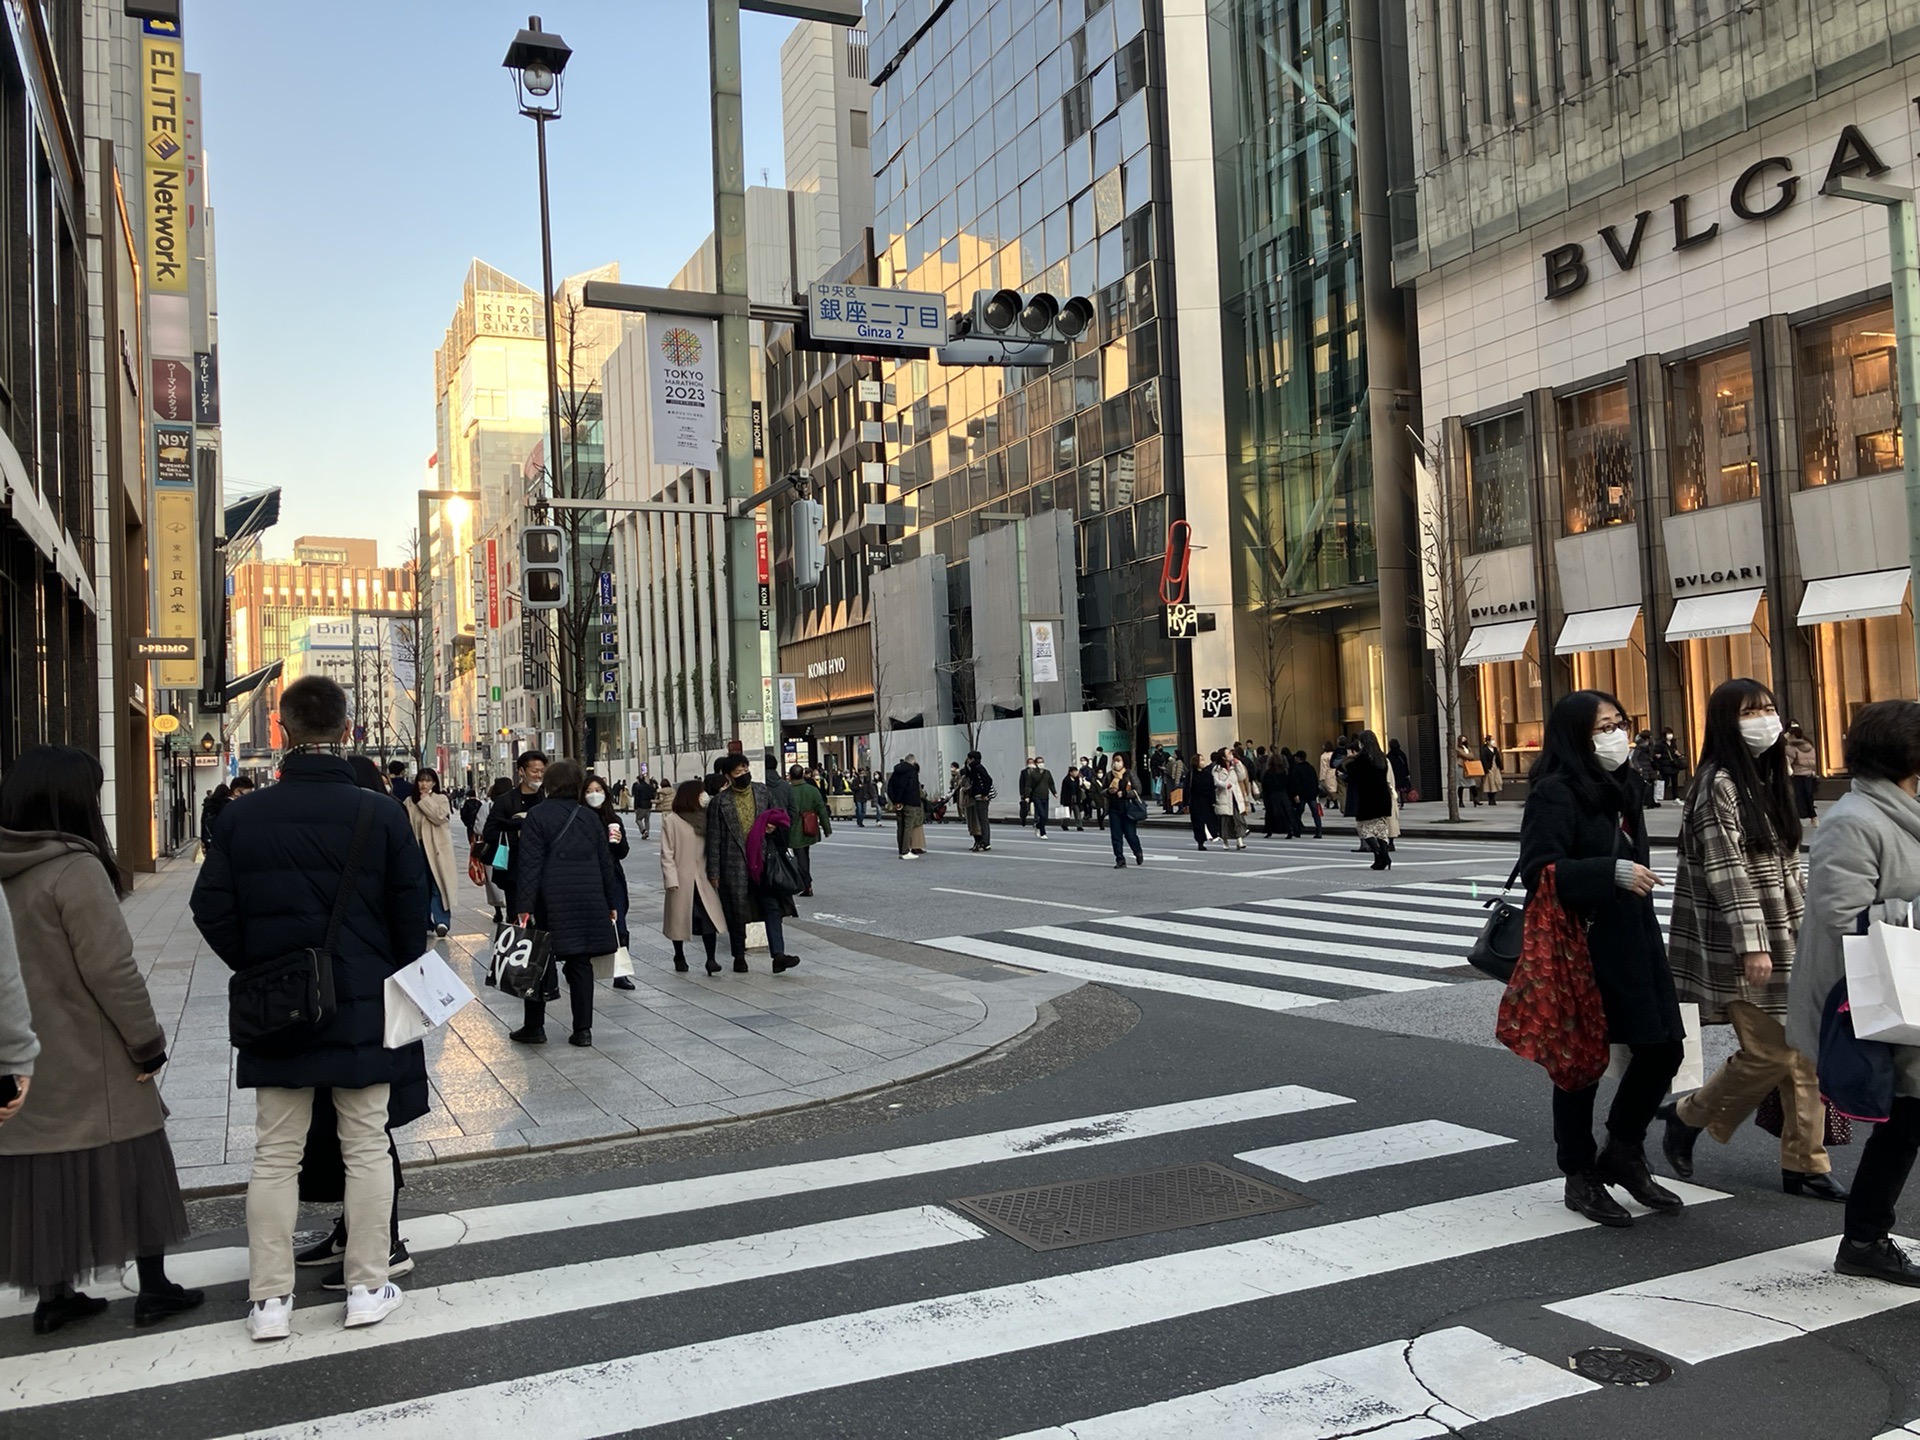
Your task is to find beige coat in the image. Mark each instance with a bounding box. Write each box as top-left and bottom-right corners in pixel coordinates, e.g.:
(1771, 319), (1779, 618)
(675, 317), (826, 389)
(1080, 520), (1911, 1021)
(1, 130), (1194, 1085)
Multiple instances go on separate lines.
(659, 810), (724, 942)
(407, 791), (462, 913)
(0, 832), (166, 1156)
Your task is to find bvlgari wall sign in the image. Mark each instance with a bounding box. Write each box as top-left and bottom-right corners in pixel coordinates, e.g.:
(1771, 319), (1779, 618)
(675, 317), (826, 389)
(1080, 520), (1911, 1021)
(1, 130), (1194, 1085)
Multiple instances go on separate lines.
(1542, 123), (1893, 300)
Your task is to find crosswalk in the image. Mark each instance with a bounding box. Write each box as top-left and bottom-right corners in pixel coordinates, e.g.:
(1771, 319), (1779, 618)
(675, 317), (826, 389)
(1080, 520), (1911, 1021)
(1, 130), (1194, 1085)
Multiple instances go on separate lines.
(921, 875), (1677, 1015)
(17, 1074), (1917, 1439)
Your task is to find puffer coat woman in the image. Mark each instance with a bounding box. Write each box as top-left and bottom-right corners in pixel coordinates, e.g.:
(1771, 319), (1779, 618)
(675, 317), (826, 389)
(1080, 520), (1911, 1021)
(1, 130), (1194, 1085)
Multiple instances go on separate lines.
(509, 760), (620, 1049)
(1788, 699), (1920, 1286)
(405, 768), (461, 938)
(1661, 678), (1840, 1201)
(0, 746), (201, 1334)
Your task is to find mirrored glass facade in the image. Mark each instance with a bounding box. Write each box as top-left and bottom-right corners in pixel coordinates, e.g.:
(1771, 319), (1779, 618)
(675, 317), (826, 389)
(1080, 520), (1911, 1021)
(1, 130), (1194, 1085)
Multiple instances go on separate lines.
(865, 0), (1176, 709)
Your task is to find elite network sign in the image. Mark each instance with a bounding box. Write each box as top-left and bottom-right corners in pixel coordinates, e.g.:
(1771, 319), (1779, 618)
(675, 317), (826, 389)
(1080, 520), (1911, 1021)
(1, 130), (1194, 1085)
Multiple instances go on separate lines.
(646, 317), (720, 470)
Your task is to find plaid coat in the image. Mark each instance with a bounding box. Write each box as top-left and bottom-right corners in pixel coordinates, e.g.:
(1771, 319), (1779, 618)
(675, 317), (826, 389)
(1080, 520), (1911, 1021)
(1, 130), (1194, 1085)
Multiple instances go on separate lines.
(1668, 767), (1803, 1023)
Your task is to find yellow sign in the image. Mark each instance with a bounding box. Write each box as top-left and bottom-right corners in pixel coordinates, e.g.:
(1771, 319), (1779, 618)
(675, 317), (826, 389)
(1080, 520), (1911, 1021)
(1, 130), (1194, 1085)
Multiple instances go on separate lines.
(154, 489), (199, 687)
(141, 38), (186, 294)
(152, 714), (180, 735)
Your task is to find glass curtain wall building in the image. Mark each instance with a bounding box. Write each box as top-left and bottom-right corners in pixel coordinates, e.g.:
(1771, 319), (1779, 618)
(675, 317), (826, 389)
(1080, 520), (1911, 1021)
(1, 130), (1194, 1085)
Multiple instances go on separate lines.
(865, 0), (1182, 747)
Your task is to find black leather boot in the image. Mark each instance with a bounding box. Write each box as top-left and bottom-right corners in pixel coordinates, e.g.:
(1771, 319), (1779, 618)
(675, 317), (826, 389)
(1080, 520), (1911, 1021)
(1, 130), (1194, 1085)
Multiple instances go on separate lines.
(1564, 1171), (1634, 1227)
(1657, 1103), (1701, 1180)
(1783, 1170), (1849, 1202)
(1596, 1138), (1685, 1213)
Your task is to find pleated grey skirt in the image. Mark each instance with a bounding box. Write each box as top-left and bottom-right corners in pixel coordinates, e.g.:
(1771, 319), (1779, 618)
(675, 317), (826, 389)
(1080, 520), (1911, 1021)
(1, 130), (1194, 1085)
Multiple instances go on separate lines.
(0, 1130), (190, 1291)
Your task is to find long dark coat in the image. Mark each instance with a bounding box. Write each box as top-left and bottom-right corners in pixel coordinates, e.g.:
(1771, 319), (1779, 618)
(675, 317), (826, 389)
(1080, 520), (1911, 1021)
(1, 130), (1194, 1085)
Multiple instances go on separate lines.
(191, 755), (430, 1090)
(1348, 754), (1395, 822)
(704, 782), (795, 924)
(515, 799), (620, 958)
(1517, 770), (1684, 1047)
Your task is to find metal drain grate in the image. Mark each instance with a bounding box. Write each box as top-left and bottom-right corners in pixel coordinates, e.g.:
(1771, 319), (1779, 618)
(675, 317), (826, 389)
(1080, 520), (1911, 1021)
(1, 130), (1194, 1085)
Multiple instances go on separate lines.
(1567, 1347), (1673, 1386)
(951, 1161), (1313, 1251)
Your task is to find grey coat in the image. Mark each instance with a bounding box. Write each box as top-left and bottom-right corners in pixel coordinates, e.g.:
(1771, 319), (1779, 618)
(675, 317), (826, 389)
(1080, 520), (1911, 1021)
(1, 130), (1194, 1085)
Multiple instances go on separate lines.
(0, 892), (35, 1078)
(1786, 778), (1920, 1099)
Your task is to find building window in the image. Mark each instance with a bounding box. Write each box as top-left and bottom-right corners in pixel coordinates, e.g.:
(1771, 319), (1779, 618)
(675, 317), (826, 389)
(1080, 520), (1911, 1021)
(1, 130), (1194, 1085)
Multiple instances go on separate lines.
(1811, 602), (1918, 774)
(1570, 615), (1651, 736)
(1669, 344), (1758, 511)
(1680, 592), (1773, 760)
(1798, 301), (1900, 488)
(1558, 382), (1633, 533)
(849, 109), (870, 149)
(1465, 410), (1531, 552)
(1476, 631), (1545, 766)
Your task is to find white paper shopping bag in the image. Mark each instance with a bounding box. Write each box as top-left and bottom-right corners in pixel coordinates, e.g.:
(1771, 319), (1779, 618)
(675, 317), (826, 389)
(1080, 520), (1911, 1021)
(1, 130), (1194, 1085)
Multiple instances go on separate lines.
(1844, 921), (1920, 1044)
(1606, 1003), (1703, 1090)
(382, 949), (476, 1048)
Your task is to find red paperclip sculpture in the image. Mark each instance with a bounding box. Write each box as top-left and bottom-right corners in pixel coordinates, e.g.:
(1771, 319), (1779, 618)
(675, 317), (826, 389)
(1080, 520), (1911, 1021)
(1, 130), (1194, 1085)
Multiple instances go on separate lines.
(1160, 519), (1192, 605)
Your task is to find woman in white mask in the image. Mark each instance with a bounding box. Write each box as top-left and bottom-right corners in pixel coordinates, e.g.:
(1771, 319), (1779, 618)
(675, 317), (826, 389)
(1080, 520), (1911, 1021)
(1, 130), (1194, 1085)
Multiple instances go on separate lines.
(1516, 690), (1686, 1228)
(1660, 680), (1844, 1201)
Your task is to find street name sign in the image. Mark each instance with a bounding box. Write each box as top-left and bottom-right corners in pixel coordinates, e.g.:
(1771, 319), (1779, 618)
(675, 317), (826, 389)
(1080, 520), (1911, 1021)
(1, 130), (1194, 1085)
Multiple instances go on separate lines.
(807, 284), (947, 349)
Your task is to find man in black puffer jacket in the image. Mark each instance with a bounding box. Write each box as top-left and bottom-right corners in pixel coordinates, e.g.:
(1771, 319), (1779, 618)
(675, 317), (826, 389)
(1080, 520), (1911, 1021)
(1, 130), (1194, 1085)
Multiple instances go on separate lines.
(190, 675), (429, 1340)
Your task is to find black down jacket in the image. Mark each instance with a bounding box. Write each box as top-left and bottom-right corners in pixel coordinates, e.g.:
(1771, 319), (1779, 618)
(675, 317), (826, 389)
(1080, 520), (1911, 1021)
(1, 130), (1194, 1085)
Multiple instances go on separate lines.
(191, 754), (431, 1090)
(516, 798), (621, 958)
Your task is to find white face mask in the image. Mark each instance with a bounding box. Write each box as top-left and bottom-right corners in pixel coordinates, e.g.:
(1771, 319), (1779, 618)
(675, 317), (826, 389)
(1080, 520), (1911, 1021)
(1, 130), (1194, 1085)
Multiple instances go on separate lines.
(585, 791), (606, 809)
(1739, 714), (1784, 757)
(1592, 729), (1632, 770)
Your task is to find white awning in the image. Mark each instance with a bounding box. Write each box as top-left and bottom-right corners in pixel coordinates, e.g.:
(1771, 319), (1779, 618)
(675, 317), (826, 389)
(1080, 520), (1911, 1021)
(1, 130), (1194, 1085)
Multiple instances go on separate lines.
(1796, 568), (1911, 626)
(1554, 604), (1642, 656)
(1460, 619), (1537, 666)
(1666, 588), (1763, 643)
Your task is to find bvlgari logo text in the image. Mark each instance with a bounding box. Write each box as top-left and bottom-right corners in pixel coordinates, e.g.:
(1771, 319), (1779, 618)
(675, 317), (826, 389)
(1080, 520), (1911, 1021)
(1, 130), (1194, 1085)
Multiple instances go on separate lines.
(1542, 123), (1893, 300)
(1469, 599), (1535, 620)
(1673, 564), (1763, 590)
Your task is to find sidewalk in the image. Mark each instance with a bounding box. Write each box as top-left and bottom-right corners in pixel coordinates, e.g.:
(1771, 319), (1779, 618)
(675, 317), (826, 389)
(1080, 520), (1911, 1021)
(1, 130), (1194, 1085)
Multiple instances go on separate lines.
(126, 855), (1076, 1197)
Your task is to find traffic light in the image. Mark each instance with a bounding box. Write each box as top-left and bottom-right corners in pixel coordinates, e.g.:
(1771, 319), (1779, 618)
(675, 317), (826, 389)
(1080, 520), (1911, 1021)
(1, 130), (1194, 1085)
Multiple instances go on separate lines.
(520, 525), (568, 610)
(959, 288), (1094, 345)
(793, 498), (825, 589)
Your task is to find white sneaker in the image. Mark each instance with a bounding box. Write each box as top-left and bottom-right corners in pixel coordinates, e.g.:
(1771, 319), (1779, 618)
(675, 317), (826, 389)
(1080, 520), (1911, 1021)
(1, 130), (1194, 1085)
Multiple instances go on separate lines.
(247, 1295), (294, 1342)
(343, 1282), (403, 1328)
(901, 852), (920, 861)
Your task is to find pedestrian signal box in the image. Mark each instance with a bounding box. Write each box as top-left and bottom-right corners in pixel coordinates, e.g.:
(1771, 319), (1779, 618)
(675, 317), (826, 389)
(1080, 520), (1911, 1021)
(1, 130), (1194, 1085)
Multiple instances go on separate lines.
(521, 526), (568, 610)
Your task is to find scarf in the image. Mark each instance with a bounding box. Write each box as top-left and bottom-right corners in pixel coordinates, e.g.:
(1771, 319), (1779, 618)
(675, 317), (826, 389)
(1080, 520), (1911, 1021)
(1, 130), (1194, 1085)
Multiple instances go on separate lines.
(746, 806), (791, 884)
(1855, 776), (1920, 849)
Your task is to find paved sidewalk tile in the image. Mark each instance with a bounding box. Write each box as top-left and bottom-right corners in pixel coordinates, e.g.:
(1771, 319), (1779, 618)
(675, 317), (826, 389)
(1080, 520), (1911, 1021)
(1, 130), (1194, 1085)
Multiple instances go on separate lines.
(129, 845), (1064, 1195)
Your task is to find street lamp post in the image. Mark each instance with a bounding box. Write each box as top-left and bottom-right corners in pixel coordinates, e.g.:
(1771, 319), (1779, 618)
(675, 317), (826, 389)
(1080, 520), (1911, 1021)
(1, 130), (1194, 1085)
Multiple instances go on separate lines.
(1827, 173), (1920, 680)
(503, 16), (577, 756)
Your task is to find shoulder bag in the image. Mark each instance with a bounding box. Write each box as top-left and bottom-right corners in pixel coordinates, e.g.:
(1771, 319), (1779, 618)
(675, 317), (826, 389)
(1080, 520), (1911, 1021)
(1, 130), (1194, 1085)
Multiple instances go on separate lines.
(228, 792), (379, 1050)
(1466, 858), (1525, 983)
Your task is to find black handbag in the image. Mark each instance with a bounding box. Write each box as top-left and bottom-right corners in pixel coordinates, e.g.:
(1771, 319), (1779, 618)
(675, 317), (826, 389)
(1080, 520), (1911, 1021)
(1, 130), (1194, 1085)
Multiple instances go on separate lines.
(1467, 859), (1526, 983)
(228, 793), (379, 1050)
(489, 921), (554, 999)
(764, 844), (805, 900)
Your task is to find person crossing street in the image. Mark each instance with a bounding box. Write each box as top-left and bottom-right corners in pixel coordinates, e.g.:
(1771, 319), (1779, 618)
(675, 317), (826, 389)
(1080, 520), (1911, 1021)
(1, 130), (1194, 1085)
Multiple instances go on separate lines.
(1028, 756), (1057, 837)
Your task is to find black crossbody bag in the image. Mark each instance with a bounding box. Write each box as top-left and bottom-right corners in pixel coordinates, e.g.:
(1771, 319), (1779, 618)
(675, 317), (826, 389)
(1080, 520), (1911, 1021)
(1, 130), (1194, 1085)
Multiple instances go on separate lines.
(1467, 858), (1526, 983)
(228, 793), (380, 1050)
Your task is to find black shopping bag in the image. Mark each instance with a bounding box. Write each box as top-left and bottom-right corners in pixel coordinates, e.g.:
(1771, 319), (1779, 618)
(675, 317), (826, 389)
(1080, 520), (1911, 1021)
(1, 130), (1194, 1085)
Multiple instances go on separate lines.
(489, 922), (554, 1000)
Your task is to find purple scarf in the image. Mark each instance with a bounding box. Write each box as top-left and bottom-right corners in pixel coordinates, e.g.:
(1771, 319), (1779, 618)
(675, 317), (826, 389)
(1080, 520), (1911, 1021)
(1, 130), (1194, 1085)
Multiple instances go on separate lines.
(746, 807), (791, 884)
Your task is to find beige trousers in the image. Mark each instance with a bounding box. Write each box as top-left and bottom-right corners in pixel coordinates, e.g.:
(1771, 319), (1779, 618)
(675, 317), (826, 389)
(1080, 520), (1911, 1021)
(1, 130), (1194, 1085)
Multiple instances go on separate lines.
(1676, 1000), (1829, 1174)
(247, 1083), (394, 1300)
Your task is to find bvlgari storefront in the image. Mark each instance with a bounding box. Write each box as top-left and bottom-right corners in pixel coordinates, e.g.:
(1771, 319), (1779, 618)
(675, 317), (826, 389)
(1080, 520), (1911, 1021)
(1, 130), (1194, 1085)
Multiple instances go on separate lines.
(1415, 66), (1920, 775)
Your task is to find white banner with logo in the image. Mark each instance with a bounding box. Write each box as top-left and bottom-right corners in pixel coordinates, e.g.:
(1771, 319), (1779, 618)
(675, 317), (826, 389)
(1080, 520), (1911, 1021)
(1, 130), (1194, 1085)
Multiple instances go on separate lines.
(646, 316), (720, 470)
(1030, 621), (1059, 684)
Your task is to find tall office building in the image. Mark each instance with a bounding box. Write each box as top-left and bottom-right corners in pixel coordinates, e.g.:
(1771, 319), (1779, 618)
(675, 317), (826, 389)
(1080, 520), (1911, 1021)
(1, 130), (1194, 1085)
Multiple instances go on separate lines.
(860, 0), (1424, 759)
(1403, 0), (1920, 781)
(782, 19), (874, 281)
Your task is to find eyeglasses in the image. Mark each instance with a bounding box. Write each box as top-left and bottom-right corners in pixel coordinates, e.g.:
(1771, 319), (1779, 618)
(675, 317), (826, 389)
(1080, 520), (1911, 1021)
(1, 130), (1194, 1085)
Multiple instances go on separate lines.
(1591, 718), (1628, 734)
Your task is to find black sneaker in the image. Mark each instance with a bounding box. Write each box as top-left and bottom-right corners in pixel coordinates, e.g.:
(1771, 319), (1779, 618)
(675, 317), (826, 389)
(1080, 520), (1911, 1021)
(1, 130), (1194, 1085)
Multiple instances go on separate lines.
(321, 1240), (414, 1292)
(1836, 1236), (1920, 1287)
(294, 1218), (347, 1267)
(134, 1282), (206, 1328)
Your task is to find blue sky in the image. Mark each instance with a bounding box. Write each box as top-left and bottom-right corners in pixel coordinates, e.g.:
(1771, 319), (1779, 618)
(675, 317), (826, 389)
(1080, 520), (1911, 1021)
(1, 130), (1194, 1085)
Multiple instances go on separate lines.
(190, 1), (796, 563)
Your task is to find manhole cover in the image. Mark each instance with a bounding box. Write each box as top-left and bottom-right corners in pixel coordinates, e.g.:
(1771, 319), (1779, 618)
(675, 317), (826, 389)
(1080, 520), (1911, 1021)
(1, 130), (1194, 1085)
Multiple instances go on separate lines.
(951, 1161), (1313, 1251)
(1568, 1347), (1673, 1386)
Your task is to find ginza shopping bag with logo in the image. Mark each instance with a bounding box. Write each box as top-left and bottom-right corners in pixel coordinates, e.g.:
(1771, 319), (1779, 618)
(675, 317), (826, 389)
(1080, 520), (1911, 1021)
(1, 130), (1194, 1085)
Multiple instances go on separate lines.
(487, 922), (554, 1001)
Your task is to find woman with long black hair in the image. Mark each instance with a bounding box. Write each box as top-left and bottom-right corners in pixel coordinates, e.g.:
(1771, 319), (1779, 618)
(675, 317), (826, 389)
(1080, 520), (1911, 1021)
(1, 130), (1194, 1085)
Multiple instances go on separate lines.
(0, 746), (201, 1332)
(1662, 679), (1842, 1200)
(1517, 690), (1687, 1227)
(1349, 730), (1396, 870)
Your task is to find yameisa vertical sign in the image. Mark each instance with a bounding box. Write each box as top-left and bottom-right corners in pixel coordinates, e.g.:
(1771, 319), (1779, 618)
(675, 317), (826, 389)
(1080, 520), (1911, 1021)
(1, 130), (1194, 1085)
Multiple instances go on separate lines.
(646, 317), (720, 470)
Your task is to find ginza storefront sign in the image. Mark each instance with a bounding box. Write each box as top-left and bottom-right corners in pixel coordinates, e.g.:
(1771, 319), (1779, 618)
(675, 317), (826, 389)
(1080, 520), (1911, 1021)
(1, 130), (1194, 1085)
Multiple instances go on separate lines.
(806, 656), (848, 680)
(1673, 563), (1763, 590)
(1543, 124), (1892, 300)
(1468, 599), (1536, 620)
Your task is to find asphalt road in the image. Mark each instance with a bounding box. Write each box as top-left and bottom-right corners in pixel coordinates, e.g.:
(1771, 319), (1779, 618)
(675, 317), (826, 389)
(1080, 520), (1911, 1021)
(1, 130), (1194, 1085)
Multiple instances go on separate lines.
(12, 824), (1918, 1440)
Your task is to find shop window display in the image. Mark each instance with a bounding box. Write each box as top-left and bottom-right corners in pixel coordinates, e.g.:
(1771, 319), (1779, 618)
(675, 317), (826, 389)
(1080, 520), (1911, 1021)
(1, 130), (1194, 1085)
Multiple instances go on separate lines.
(1798, 301), (1900, 487)
(1670, 345), (1759, 512)
(1466, 410), (1530, 552)
(1558, 383), (1634, 533)
(1679, 593), (1773, 761)
(1811, 603), (1918, 774)
(1476, 635), (1545, 772)
(1570, 617), (1651, 736)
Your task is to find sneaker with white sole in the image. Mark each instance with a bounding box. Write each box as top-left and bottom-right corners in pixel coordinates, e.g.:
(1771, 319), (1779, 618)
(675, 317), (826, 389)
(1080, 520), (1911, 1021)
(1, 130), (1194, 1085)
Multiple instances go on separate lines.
(247, 1295), (294, 1342)
(321, 1239), (413, 1292)
(292, 1219), (346, 1267)
(343, 1282), (403, 1328)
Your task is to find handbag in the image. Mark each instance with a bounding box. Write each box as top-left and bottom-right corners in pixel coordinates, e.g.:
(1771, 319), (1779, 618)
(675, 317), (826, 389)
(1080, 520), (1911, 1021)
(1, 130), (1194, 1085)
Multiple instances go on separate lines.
(228, 793), (379, 1050)
(1754, 1088), (1852, 1147)
(1495, 865), (1611, 1091)
(1467, 860), (1525, 982)
(764, 845), (805, 900)
(800, 810), (821, 840)
(1125, 795), (1148, 823)
(488, 921), (554, 999)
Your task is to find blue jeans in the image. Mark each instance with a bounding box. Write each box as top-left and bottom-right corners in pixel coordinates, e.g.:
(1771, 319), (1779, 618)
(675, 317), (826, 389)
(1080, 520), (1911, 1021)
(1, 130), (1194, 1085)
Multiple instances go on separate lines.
(428, 879), (450, 930)
(855, 799), (868, 826)
(1109, 810), (1142, 863)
